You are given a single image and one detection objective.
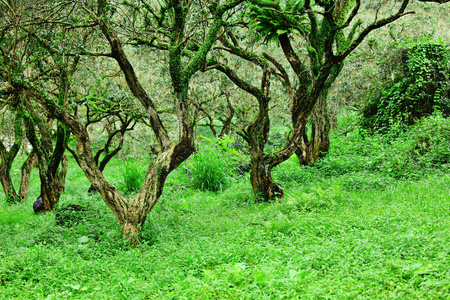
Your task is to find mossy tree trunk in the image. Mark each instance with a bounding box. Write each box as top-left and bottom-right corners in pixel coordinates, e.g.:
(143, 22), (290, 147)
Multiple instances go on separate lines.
(19, 150), (36, 201)
(0, 107), (37, 203)
(245, 71), (278, 200)
(0, 106), (23, 203)
(296, 94), (331, 165)
(21, 99), (69, 211)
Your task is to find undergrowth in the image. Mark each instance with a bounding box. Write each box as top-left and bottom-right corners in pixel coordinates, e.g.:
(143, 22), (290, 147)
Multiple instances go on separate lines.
(187, 141), (235, 192)
(1, 115), (450, 299)
(118, 158), (145, 194)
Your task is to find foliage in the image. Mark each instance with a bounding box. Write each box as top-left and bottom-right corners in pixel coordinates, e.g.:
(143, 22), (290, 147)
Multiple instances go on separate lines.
(4, 189), (17, 205)
(2, 151), (450, 298)
(381, 113), (450, 177)
(247, 0), (308, 44)
(264, 131), (287, 153)
(55, 204), (88, 227)
(410, 113), (450, 164)
(197, 135), (239, 156)
(188, 139), (236, 192)
(313, 113), (450, 179)
(118, 158), (145, 193)
(362, 41), (450, 132)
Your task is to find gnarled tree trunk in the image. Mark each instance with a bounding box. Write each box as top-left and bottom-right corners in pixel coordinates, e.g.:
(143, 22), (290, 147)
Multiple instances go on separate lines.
(0, 161), (18, 202)
(19, 150), (36, 201)
(249, 153), (284, 201)
(0, 107), (23, 203)
(309, 95), (330, 162)
(295, 94), (331, 165)
(22, 100), (69, 211)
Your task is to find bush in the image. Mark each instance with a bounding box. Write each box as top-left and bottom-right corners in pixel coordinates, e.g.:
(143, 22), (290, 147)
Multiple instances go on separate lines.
(362, 41), (450, 132)
(118, 158), (145, 193)
(189, 143), (234, 192)
(409, 113), (450, 165)
(273, 156), (321, 185)
(380, 113), (450, 178)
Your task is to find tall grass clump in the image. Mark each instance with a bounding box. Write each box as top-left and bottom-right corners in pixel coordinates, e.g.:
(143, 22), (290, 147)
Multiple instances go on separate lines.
(118, 158), (145, 193)
(189, 143), (233, 192)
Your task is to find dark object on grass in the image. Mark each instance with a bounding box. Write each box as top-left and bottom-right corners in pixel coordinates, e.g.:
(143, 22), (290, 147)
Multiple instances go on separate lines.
(87, 185), (96, 194)
(33, 196), (44, 214)
(55, 204), (88, 227)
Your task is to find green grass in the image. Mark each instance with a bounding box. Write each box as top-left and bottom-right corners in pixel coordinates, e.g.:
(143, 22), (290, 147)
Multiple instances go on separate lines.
(187, 143), (234, 192)
(1, 129), (450, 299)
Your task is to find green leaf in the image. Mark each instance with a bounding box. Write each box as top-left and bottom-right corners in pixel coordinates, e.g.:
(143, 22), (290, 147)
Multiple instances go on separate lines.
(78, 236), (89, 244)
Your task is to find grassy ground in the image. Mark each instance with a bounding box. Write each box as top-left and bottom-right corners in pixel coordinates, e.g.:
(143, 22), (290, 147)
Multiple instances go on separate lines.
(1, 129), (450, 299)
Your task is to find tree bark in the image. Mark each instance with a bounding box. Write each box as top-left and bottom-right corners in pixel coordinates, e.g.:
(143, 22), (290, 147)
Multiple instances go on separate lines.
(249, 154), (284, 201)
(295, 94), (331, 165)
(0, 108), (23, 203)
(19, 150), (36, 201)
(0, 161), (18, 202)
(308, 95), (330, 163)
(21, 101), (69, 211)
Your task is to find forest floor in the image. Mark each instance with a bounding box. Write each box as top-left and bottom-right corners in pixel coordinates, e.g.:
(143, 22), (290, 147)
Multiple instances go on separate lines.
(1, 128), (450, 299)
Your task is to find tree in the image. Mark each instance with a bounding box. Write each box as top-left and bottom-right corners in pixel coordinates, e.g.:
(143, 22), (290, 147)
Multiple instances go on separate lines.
(67, 74), (147, 193)
(248, 0), (414, 165)
(0, 1), (70, 208)
(0, 102), (37, 203)
(20, 97), (69, 211)
(203, 0), (416, 200)
(205, 33), (286, 200)
(1, 0), (243, 244)
(0, 100), (23, 203)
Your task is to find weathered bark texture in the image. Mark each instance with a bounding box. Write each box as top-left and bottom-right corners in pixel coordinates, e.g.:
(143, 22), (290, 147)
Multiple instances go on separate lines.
(249, 155), (284, 200)
(21, 101), (69, 211)
(309, 95), (331, 162)
(296, 94), (331, 165)
(68, 118), (131, 194)
(19, 151), (37, 201)
(0, 108), (23, 203)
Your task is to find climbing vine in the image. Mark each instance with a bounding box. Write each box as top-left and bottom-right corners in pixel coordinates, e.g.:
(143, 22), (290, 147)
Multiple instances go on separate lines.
(362, 41), (450, 132)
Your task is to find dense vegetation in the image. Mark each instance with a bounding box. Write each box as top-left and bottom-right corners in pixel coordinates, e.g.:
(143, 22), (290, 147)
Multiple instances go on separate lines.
(1, 0), (450, 298)
(362, 42), (450, 132)
(1, 114), (450, 298)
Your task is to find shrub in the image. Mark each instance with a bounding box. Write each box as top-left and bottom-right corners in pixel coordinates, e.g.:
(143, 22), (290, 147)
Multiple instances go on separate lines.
(406, 113), (450, 165)
(380, 113), (450, 177)
(362, 41), (450, 132)
(273, 156), (321, 185)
